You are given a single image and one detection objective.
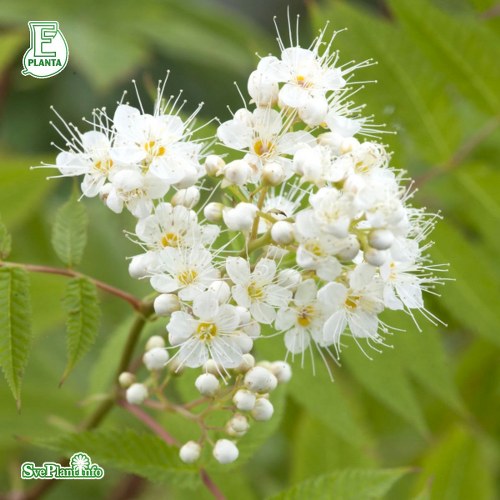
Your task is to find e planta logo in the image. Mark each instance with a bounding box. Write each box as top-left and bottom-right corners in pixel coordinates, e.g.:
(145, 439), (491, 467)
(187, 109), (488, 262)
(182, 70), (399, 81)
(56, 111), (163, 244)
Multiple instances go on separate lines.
(22, 21), (69, 78)
(21, 452), (105, 480)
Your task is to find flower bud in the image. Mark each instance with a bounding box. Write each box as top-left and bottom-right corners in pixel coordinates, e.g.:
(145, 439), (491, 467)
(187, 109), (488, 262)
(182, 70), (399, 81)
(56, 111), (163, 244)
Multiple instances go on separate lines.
(233, 389), (256, 411)
(171, 186), (200, 208)
(277, 269), (301, 290)
(235, 353), (255, 373)
(154, 294), (180, 315)
(368, 229), (395, 250)
(126, 383), (148, 405)
(271, 361), (292, 383)
(228, 414), (250, 434)
(336, 235), (361, 262)
(271, 221), (294, 245)
(174, 165), (199, 189)
(145, 335), (166, 351)
(143, 347), (169, 371)
(118, 371), (135, 388)
(213, 439), (239, 464)
(244, 366), (278, 394)
(222, 203), (258, 231)
(195, 373), (220, 397)
(364, 248), (389, 267)
(235, 306), (251, 326)
(251, 398), (274, 421)
(203, 359), (221, 376)
(243, 321), (261, 338)
(204, 202), (224, 222)
(128, 253), (152, 279)
(224, 160), (252, 186)
(205, 155), (225, 176)
(248, 70), (279, 106)
(179, 441), (201, 464)
(262, 162), (285, 186)
(208, 280), (231, 303)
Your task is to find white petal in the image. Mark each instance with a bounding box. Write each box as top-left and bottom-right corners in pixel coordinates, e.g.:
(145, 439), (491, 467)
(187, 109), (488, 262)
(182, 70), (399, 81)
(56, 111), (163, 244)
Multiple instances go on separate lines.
(226, 257), (251, 285)
(317, 282), (348, 311)
(294, 279), (317, 305)
(231, 285), (251, 308)
(193, 291), (219, 320)
(150, 275), (179, 293)
(250, 302), (275, 324)
(348, 311), (379, 339)
(396, 283), (424, 309)
(217, 119), (252, 150)
(275, 308), (296, 330)
(167, 312), (196, 345)
(264, 284), (292, 307)
(285, 328), (311, 354)
(253, 258), (276, 283)
(322, 310), (347, 346)
(177, 340), (208, 368)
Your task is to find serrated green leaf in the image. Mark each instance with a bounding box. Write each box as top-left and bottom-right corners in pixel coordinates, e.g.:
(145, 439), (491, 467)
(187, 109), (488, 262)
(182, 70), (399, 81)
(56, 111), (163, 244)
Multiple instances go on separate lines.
(387, 0), (500, 114)
(0, 218), (12, 259)
(343, 344), (428, 436)
(51, 196), (88, 268)
(0, 267), (32, 407)
(61, 277), (100, 383)
(37, 428), (201, 489)
(269, 468), (410, 500)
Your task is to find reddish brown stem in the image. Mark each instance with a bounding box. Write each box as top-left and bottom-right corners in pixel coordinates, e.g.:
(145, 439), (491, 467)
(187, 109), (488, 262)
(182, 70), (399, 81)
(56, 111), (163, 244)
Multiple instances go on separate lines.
(0, 261), (142, 311)
(200, 469), (226, 500)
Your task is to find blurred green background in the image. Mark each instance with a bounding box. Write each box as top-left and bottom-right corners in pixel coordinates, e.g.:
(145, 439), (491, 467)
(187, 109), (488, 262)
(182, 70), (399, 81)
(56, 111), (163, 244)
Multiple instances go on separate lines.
(0, 0), (499, 498)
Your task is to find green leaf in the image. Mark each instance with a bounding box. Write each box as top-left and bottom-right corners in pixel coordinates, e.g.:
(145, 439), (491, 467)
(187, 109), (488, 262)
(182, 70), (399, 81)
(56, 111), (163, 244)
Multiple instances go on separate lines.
(37, 428), (201, 489)
(416, 426), (496, 500)
(0, 218), (12, 259)
(0, 267), (32, 408)
(61, 277), (100, 383)
(269, 468), (410, 500)
(387, 0), (500, 114)
(429, 220), (500, 346)
(51, 195), (88, 268)
(343, 344), (428, 436)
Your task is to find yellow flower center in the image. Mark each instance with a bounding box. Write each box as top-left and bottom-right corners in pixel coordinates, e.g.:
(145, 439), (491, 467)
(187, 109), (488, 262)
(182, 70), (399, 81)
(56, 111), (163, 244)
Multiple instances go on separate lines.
(253, 139), (275, 157)
(296, 75), (312, 88)
(197, 322), (217, 341)
(344, 295), (360, 310)
(94, 158), (114, 173)
(178, 269), (198, 286)
(161, 232), (179, 247)
(304, 241), (324, 257)
(248, 281), (264, 301)
(144, 140), (166, 157)
(297, 305), (315, 327)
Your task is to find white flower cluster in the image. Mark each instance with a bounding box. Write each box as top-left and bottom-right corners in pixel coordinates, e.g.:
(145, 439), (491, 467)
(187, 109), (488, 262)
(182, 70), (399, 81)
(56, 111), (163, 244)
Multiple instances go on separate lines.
(121, 336), (289, 464)
(42, 22), (445, 464)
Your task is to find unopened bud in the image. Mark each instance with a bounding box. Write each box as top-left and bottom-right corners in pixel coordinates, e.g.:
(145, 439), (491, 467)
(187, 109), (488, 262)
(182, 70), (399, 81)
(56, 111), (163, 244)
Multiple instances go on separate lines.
(179, 441), (201, 464)
(251, 398), (274, 421)
(118, 372), (135, 388)
(213, 439), (239, 464)
(204, 202), (224, 222)
(262, 162), (285, 186)
(126, 383), (148, 405)
(172, 186), (200, 208)
(143, 347), (169, 371)
(244, 366), (278, 394)
(195, 373), (220, 396)
(205, 155), (225, 176)
(233, 389), (256, 411)
(154, 294), (180, 315)
(368, 229), (395, 250)
(271, 221), (294, 245)
(145, 335), (166, 351)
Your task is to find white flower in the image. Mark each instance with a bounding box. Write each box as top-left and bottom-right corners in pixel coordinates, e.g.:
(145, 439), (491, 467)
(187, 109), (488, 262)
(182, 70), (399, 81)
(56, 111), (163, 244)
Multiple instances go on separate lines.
(379, 260), (424, 311)
(150, 246), (219, 301)
(317, 267), (384, 349)
(104, 168), (169, 218)
(112, 104), (203, 186)
(226, 257), (292, 324)
(56, 130), (118, 197)
(135, 202), (218, 251)
(275, 279), (327, 354)
(166, 291), (252, 368)
(217, 107), (314, 179)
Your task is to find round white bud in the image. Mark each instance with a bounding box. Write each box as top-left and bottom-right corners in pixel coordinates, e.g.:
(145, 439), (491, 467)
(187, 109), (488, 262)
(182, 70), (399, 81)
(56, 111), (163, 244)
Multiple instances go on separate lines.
(235, 306), (251, 326)
(242, 321), (261, 339)
(235, 353), (255, 373)
(222, 203), (258, 231)
(143, 347), (169, 371)
(126, 383), (148, 405)
(208, 280), (231, 304)
(204, 202), (224, 222)
(195, 373), (220, 397)
(233, 108), (253, 125)
(364, 248), (389, 267)
(271, 221), (295, 245)
(368, 229), (395, 250)
(172, 187), (200, 208)
(213, 439), (239, 464)
(277, 269), (301, 290)
(262, 162), (285, 186)
(248, 70), (279, 106)
(203, 359), (220, 376)
(228, 414), (250, 434)
(145, 335), (166, 351)
(251, 398), (274, 421)
(257, 360), (273, 371)
(244, 366), (278, 394)
(154, 294), (180, 316)
(224, 160), (252, 186)
(271, 361), (292, 383)
(128, 253), (152, 279)
(205, 155), (225, 176)
(233, 389), (256, 411)
(174, 166), (199, 189)
(336, 235), (361, 262)
(179, 441), (201, 464)
(293, 146), (321, 180)
(118, 371), (135, 388)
